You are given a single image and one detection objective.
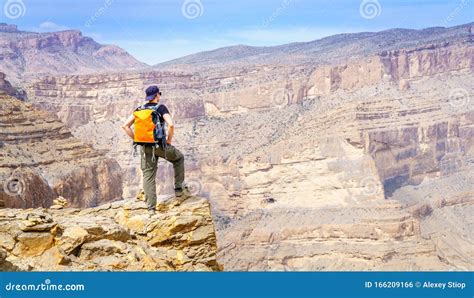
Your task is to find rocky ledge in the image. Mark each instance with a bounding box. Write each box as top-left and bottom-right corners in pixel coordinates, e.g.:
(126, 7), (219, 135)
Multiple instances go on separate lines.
(0, 196), (222, 271)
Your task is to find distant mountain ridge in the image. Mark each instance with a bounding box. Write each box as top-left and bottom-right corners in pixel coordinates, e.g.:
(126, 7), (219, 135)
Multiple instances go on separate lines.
(2, 22), (472, 82)
(157, 22), (474, 69)
(0, 23), (148, 82)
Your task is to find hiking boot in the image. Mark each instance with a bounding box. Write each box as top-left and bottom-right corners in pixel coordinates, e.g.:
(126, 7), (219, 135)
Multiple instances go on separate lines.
(175, 186), (191, 198)
(147, 209), (156, 217)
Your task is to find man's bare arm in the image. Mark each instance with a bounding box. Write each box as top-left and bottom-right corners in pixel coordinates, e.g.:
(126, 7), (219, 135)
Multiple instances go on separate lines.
(121, 115), (135, 140)
(163, 113), (174, 144)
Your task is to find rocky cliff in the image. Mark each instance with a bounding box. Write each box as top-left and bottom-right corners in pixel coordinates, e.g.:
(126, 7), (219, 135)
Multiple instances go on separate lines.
(27, 41), (472, 119)
(28, 71), (204, 126)
(25, 39), (473, 197)
(0, 72), (25, 99)
(0, 24), (147, 82)
(0, 23), (18, 33)
(8, 23), (474, 271)
(0, 93), (123, 208)
(0, 72), (16, 96)
(26, 71), (205, 197)
(207, 67), (473, 270)
(0, 195), (221, 271)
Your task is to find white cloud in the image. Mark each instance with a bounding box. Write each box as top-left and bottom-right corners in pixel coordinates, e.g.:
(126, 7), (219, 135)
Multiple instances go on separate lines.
(37, 21), (70, 32)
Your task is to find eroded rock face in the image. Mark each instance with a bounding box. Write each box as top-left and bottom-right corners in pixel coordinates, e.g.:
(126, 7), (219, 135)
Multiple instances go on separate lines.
(0, 248), (18, 271)
(207, 68), (473, 270)
(0, 94), (123, 208)
(26, 71), (205, 197)
(0, 72), (14, 95)
(0, 72), (25, 99)
(25, 42), (472, 199)
(27, 43), (473, 120)
(0, 196), (221, 271)
(307, 43), (473, 96)
(217, 179), (473, 271)
(9, 24), (474, 271)
(28, 71), (205, 127)
(0, 23), (18, 33)
(0, 25), (147, 82)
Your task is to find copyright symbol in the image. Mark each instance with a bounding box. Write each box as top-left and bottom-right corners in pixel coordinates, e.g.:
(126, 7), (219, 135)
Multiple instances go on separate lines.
(3, 176), (25, 196)
(415, 281), (421, 288)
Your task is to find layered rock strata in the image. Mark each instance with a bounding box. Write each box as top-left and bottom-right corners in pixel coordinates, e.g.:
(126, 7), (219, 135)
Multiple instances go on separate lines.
(0, 94), (123, 208)
(0, 196), (221, 271)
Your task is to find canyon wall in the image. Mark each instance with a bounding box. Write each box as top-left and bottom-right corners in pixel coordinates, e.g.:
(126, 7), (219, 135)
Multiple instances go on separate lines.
(15, 35), (474, 271)
(308, 43), (473, 96)
(25, 41), (473, 197)
(0, 72), (25, 99)
(210, 72), (473, 270)
(28, 71), (205, 126)
(26, 72), (206, 197)
(27, 42), (472, 120)
(0, 93), (123, 208)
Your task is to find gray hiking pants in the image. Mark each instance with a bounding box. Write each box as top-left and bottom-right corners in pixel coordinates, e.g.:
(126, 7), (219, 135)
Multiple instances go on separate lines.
(140, 145), (185, 210)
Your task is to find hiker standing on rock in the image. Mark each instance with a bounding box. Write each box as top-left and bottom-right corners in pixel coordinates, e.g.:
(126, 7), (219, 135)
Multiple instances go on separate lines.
(122, 85), (189, 215)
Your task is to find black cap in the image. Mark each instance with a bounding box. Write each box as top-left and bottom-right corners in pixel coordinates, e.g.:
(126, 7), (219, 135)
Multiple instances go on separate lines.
(145, 85), (161, 101)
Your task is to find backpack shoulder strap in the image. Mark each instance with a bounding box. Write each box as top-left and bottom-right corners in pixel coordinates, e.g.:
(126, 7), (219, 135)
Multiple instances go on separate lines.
(134, 103), (147, 112)
(151, 103), (163, 116)
(134, 103), (161, 112)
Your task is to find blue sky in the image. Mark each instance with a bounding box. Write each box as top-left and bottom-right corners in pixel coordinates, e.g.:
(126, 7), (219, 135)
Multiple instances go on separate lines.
(1, 0), (473, 64)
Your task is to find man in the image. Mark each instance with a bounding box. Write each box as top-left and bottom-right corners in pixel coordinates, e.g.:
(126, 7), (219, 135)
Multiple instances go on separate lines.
(122, 85), (188, 215)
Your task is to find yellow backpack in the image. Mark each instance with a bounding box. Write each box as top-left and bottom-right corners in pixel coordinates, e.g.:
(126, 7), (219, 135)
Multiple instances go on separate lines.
(133, 104), (166, 147)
